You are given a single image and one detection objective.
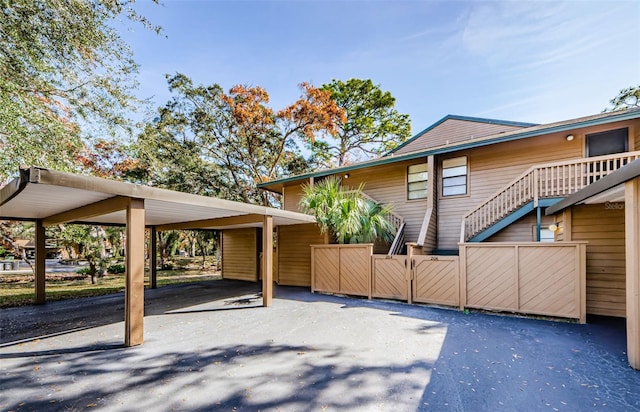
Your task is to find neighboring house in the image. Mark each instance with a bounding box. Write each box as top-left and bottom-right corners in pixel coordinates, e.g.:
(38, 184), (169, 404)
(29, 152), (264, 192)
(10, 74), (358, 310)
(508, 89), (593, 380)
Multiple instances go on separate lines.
(253, 109), (639, 311)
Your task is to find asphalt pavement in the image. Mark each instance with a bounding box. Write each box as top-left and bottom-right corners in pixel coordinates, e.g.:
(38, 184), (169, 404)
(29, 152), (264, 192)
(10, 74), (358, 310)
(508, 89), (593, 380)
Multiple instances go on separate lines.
(1, 280), (639, 411)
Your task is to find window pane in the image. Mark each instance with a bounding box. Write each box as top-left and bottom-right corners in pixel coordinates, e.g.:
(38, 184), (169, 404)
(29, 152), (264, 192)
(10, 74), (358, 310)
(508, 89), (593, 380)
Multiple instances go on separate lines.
(442, 185), (466, 196)
(443, 176), (466, 187)
(443, 156), (467, 168)
(586, 128), (628, 157)
(409, 181), (427, 191)
(539, 229), (555, 242)
(408, 189), (428, 199)
(408, 171), (428, 183)
(408, 163), (428, 173)
(442, 165), (467, 178)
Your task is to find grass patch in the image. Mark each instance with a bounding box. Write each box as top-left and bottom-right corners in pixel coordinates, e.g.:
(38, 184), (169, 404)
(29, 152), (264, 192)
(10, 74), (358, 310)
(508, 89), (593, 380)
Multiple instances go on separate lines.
(0, 259), (221, 308)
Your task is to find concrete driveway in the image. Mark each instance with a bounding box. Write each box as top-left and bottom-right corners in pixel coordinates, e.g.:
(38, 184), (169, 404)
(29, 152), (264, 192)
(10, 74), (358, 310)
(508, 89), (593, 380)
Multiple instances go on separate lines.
(1, 280), (639, 411)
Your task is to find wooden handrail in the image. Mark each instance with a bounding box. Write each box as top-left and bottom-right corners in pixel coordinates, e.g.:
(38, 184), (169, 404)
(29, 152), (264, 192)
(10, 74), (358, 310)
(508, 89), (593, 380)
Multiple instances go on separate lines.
(349, 190), (405, 231)
(461, 151), (640, 241)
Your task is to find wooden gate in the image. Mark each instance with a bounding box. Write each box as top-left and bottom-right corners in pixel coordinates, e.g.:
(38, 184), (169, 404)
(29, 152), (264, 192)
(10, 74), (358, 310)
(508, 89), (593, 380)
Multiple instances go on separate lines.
(412, 255), (460, 307)
(372, 255), (409, 301)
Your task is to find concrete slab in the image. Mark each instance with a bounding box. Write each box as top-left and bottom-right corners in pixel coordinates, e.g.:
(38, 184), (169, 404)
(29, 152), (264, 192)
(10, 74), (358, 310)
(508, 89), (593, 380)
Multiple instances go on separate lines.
(1, 280), (639, 411)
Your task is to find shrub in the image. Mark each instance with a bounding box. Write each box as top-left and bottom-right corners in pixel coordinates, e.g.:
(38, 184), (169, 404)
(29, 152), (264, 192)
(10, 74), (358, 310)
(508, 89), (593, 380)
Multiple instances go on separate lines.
(77, 267), (92, 275)
(107, 263), (126, 274)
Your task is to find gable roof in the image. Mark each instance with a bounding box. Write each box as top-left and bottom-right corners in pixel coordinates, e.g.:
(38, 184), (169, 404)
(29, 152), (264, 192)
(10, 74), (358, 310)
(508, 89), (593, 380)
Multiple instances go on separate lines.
(258, 109), (640, 193)
(389, 115), (538, 155)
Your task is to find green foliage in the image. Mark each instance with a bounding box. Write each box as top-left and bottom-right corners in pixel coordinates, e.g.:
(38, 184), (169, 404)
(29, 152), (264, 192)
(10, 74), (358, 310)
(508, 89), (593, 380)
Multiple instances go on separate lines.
(605, 85), (640, 112)
(137, 74), (344, 205)
(317, 78), (411, 166)
(107, 263), (126, 274)
(77, 267), (92, 275)
(0, 0), (159, 182)
(299, 176), (396, 244)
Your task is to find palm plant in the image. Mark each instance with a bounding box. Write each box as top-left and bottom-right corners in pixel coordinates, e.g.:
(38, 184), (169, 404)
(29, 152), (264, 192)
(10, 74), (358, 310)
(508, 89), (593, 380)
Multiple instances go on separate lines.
(299, 176), (396, 244)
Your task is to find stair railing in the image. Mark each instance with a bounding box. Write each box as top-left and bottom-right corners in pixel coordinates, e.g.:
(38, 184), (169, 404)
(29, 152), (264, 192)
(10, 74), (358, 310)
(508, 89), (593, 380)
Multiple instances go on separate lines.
(460, 151), (640, 242)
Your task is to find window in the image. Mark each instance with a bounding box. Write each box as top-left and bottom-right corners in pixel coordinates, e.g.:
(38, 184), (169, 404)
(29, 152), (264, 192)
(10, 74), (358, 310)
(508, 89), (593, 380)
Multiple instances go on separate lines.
(407, 163), (428, 200)
(538, 229), (555, 242)
(442, 156), (467, 196)
(586, 128), (628, 157)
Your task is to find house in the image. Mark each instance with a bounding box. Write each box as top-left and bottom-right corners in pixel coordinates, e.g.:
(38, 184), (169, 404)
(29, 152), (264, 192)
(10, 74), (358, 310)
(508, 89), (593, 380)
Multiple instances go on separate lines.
(239, 107), (640, 369)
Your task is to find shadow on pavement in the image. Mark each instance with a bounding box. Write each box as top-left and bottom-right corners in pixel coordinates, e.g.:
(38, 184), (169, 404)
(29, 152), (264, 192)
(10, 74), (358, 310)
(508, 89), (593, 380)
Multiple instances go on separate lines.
(0, 279), (261, 346)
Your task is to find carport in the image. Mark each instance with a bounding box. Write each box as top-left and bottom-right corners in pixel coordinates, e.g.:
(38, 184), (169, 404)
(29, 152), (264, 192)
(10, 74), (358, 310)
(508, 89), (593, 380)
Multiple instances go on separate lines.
(547, 158), (640, 370)
(0, 166), (315, 347)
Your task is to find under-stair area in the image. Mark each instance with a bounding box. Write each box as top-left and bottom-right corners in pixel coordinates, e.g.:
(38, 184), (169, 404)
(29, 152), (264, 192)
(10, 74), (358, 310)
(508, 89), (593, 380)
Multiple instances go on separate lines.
(460, 151), (640, 242)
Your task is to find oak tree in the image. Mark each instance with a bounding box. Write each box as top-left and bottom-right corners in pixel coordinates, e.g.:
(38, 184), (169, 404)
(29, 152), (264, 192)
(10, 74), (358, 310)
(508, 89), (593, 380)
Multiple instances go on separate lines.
(0, 0), (159, 182)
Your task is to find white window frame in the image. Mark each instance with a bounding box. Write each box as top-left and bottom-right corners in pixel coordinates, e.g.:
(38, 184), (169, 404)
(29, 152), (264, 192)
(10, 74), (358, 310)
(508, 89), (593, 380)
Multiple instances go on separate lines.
(442, 156), (468, 197)
(407, 163), (428, 200)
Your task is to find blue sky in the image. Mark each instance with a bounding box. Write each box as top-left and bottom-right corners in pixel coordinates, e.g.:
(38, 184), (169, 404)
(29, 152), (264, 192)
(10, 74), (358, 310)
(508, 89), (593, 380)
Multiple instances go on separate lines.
(121, 0), (640, 133)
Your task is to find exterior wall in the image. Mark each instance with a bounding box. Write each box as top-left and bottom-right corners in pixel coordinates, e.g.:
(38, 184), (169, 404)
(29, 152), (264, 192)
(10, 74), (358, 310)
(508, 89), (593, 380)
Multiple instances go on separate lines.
(281, 159), (430, 245)
(634, 124), (640, 151)
(222, 228), (258, 281)
(395, 119), (526, 155)
(283, 184), (306, 213)
(571, 204), (626, 317)
(437, 131), (584, 249)
(487, 213), (556, 242)
(277, 223), (326, 287)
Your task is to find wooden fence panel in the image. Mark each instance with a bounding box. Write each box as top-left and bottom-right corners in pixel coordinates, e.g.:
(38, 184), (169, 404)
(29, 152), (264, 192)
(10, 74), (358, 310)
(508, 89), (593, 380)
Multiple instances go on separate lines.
(465, 246), (517, 311)
(460, 243), (586, 321)
(518, 245), (580, 318)
(339, 246), (371, 297)
(372, 255), (408, 300)
(311, 244), (372, 297)
(412, 256), (459, 307)
(312, 247), (339, 293)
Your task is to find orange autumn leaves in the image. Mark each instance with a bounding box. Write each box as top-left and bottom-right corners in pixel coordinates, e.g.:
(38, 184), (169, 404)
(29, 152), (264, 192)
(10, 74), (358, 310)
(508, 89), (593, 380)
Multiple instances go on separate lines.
(224, 83), (345, 145)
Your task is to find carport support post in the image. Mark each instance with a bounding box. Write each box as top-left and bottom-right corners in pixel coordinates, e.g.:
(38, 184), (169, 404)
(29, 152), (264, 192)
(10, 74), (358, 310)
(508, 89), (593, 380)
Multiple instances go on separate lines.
(626, 178), (640, 370)
(262, 215), (273, 307)
(150, 226), (157, 289)
(35, 219), (46, 305)
(125, 198), (145, 347)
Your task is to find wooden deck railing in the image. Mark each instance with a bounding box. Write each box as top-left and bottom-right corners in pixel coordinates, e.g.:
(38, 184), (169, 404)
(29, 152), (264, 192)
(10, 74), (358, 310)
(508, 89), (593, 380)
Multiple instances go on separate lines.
(461, 151), (640, 242)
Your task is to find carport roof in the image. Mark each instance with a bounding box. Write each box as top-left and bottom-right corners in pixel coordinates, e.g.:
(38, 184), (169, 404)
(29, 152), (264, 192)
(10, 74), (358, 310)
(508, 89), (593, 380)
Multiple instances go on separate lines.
(0, 167), (315, 229)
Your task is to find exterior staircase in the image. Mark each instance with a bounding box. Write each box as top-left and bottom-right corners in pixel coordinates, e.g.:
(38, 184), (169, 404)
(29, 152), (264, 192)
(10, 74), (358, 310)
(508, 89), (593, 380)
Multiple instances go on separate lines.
(460, 151), (640, 243)
(359, 191), (405, 255)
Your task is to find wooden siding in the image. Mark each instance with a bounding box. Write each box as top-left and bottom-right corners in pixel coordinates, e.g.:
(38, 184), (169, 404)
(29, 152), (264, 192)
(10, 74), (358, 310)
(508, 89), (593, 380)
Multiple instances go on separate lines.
(311, 244), (372, 297)
(333, 160), (428, 244)
(372, 255), (409, 300)
(283, 159), (430, 244)
(283, 184), (306, 213)
(222, 228), (258, 281)
(395, 118), (526, 155)
(412, 255), (460, 307)
(634, 124), (640, 151)
(571, 204), (626, 317)
(487, 213), (556, 242)
(438, 132), (584, 249)
(439, 120), (640, 249)
(278, 224), (326, 287)
(460, 243), (586, 320)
